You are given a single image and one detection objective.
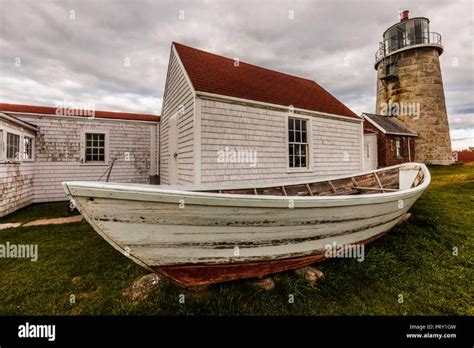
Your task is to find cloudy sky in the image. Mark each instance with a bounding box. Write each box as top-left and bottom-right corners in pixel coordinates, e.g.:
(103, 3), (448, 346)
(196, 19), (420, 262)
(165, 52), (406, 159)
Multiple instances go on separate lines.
(0, 0), (472, 149)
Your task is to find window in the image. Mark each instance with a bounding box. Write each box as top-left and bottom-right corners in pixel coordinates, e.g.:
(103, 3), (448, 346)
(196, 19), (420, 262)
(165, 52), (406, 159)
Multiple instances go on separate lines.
(85, 133), (106, 163)
(395, 138), (403, 158)
(288, 117), (308, 168)
(23, 136), (33, 160)
(6, 133), (20, 160)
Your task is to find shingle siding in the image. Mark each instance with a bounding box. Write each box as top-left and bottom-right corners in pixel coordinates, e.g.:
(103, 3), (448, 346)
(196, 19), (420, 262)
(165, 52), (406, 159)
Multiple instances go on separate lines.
(0, 118), (36, 216)
(0, 114), (158, 217)
(159, 47), (195, 184)
(199, 99), (362, 184)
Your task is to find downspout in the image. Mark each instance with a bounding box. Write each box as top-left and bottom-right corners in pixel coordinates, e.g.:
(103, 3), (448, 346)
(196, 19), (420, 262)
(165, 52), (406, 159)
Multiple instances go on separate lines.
(408, 137), (411, 162)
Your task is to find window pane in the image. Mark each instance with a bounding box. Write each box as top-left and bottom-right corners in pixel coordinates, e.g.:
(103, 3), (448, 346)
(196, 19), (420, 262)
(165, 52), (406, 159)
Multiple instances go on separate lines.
(295, 119), (300, 131)
(289, 155), (294, 168)
(289, 130), (294, 142)
(289, 144), (294, 156)
(300, 145), (306, 157)
(295, 131), (301, 143)
(288, 118), (294, 131)
(295, 155), (300, 167)
(301, 156), (307, 168)
(301, 121), (306, 131)
(85, 133), (106, 162)
(302, 131), (307, 143)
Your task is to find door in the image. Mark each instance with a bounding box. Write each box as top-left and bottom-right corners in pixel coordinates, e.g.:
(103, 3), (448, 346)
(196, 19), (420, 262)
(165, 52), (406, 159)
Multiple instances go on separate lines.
(364, 134), (378, 170)
(168, 114), (178, 184)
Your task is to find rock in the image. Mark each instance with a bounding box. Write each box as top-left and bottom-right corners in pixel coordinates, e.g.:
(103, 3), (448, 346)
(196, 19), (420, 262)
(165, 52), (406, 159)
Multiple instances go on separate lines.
(123, 273), (162, 303)
(295, 266), (324, 285)
(71, 276), (81, 285)
(248, 277), (275, 291)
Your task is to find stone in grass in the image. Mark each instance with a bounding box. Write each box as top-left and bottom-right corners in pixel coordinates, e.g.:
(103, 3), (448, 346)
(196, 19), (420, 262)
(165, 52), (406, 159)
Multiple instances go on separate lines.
(248, 277), (275, 291)
(294, 266), (324, 285)
(123, 273), (162, 303)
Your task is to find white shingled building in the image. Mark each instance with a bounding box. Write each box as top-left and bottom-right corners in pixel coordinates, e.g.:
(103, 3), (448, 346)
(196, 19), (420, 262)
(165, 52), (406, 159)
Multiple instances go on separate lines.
(1, 42), (363, 217)
(159, 42), (363, 185)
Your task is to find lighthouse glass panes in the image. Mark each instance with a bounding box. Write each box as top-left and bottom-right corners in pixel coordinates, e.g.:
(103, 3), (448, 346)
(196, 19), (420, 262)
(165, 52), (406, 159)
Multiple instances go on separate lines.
(383, 18), (430, 55)
(85, 133), (106, 163)
(288, 117), (308, 168)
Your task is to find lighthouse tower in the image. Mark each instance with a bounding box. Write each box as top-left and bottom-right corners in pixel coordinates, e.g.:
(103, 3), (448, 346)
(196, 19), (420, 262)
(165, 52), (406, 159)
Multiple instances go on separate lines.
(374, 10), (453, 164)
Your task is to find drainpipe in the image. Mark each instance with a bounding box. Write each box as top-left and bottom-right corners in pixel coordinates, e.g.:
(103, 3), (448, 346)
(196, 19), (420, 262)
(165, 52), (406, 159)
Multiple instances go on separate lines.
(408, 138), (411, 162)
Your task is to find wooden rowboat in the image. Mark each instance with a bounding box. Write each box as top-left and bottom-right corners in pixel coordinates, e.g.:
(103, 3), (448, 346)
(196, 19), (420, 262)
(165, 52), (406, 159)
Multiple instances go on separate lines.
(63, 162), (430, 287)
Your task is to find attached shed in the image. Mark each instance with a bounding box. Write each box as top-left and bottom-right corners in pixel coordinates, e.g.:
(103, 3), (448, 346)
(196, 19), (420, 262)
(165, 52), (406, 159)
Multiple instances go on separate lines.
(362, 113), (417, 169)
(0, 103), (160, 217)
(160, 42), (364, 185)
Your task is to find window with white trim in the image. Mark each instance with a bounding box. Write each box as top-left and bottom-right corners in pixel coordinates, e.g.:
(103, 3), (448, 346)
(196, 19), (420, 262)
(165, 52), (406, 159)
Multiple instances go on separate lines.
(85, 133), (106, 163)
(365, 143), (370, 158)
(288, 117), (308, 168)
(23, 136), (33, 160)
(395, 137), (403, 158)
(6, 132), (20, 160)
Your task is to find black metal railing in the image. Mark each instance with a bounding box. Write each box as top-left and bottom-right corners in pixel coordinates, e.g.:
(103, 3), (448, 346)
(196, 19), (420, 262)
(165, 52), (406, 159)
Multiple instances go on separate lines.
(375, 32), (442, 63)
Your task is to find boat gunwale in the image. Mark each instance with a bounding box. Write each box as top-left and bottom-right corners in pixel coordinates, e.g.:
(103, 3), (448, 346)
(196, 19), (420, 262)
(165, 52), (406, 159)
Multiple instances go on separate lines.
(62, 163), (430, 204)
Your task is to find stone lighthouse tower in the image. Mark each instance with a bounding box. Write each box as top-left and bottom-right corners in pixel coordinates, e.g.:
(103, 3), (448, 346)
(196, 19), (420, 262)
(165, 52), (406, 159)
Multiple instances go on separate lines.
(374, 10), (453, 164)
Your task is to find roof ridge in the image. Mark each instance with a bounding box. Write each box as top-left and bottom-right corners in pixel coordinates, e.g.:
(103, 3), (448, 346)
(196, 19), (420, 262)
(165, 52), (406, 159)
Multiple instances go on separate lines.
(0, 103), (160, 122)
(0, 102), (158, 117)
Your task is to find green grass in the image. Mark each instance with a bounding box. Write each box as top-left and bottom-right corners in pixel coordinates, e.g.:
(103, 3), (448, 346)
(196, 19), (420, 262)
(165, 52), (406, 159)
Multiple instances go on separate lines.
(0, 201), (78, 224)
(0, 164), (472, 315)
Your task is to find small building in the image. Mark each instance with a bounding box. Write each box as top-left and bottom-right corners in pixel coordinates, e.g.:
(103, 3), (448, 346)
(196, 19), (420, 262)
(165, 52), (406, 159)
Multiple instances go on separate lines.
(362, 112), (417, 169)
(454, 149), (474, 163)
(159, 42), (364, 185)
(0, 104), (159, 217)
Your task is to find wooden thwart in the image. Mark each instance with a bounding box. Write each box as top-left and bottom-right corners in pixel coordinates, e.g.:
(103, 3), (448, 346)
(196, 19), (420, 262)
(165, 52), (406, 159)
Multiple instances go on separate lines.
(355, 186), (398, 192)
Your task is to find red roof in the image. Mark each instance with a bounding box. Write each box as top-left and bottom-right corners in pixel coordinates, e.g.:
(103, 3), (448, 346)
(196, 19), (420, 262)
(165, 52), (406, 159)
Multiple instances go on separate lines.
(173, 42), (359, 119)
(0, 103), (160, 122)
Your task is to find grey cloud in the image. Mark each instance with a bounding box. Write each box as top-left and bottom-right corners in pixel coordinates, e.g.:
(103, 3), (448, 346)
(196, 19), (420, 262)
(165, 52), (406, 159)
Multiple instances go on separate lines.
(0, 0), (472, 147)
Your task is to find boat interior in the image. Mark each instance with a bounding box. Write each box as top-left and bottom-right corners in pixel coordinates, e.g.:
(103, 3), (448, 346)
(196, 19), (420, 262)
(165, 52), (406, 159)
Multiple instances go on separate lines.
(204, 165), (425, 197)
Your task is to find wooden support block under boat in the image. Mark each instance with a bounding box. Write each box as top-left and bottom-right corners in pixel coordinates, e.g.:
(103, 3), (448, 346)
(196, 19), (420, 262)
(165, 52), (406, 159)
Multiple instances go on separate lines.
(294, 266), (324, 285)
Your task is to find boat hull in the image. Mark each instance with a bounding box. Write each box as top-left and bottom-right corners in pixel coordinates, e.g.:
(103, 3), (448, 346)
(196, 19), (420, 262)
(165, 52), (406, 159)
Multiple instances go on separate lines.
(63, 163), (430, 287)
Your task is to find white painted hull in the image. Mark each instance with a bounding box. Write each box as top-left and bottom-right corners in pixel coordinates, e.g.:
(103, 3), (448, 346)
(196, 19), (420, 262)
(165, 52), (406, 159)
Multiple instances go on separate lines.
(63, 163), (430, 286)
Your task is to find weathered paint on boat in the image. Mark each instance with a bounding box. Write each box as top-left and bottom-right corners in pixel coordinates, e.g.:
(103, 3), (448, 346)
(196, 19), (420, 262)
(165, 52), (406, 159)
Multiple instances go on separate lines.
(63, 163), (430, 287)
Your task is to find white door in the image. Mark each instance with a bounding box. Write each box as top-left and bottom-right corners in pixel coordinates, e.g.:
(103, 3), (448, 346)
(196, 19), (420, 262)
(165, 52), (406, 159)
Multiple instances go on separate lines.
(364, 134), (378, 170)
(168, 114), (178, 184)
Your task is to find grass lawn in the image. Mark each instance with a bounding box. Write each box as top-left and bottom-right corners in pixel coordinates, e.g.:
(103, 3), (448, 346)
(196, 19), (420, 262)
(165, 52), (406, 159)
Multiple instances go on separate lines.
(0, 164), (472, 315)
(0, 201), (79, 224)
